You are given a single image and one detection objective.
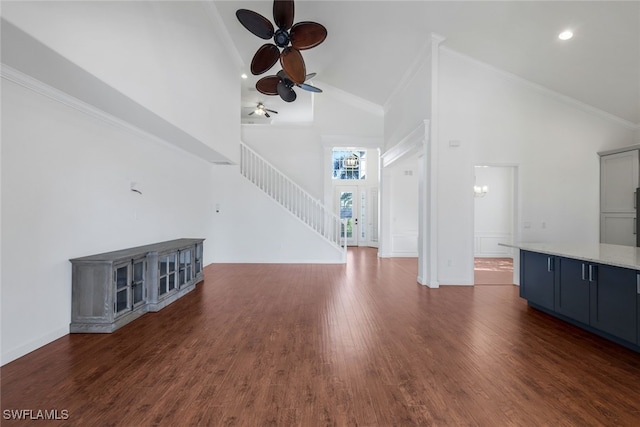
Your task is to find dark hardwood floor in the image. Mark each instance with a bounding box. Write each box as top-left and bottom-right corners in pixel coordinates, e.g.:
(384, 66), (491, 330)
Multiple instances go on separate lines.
(2, 248), (640, 426)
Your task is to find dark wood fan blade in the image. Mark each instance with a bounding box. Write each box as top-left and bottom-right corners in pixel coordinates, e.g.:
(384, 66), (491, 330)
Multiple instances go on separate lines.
(280, 47), (306, 84)
(297, 83), (322, 93)
(248, 111), (255, 115)
(251, 44), (280, 75)
(264, 111), (271, 118)
(305, 72), (317, 80)
(256, 76), (279, 95)
(265, 109), (279, 114)
(273, 0), (294, 30)
(236, 9), (274, 39)
(277, 80), (297, 102)
(290, 22), (327, 50)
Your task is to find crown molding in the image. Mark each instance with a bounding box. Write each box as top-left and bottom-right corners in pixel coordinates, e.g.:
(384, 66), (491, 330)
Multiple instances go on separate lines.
(315, 80), (384, 117)
(440, 46), (639, 131)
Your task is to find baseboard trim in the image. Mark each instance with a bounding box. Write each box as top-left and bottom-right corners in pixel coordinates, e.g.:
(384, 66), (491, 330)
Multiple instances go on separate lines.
(1, 327), (68, 366)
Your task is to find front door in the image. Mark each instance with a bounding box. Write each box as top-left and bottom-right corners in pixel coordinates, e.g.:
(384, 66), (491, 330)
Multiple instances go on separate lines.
(336, 186), (359, 246)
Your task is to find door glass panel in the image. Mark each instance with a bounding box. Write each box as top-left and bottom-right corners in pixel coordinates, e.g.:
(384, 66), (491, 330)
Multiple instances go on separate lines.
(159, 277), (167, 295)
(133, 261), (144, 282)
(116, 266), (128, 290)
(169, 273), (176, 291)
(116, 289), (128, 312)
(160, 257), (168, 276)
(361, 191), (367, 240)
(195, 244), (202, 275)
(340, 191), (354, 239)
(168, 254), (176, 272)
(132, 283), (143, 304)
(132, 260), (144, 305)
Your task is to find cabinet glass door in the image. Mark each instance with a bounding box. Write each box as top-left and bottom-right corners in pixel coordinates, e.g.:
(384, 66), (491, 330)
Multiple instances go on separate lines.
(114, 263), (130, 314)
(131, 259), (145, 307)
(159, 253), (177, 296)
(195, 244), (203, 276)
(179, 249), (193, 287)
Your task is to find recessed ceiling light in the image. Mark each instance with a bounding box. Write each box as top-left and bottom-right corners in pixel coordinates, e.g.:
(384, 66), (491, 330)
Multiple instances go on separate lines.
(558, 30), (573, 41)
(241, 73), (248, 79)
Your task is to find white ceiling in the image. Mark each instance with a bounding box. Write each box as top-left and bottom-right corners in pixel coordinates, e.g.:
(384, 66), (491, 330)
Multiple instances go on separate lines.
(213, 0), (640, 125)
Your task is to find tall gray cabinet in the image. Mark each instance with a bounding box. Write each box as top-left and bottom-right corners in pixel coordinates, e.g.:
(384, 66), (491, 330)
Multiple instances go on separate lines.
(599, 146), (639, 246)
(70, 238), (204, 333)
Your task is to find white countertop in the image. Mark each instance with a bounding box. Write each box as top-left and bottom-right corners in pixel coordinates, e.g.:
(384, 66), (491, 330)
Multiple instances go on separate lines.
(501, 242), (640, 271)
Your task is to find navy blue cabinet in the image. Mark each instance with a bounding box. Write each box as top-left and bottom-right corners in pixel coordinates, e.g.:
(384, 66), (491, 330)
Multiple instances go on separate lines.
(555, 257), (590, 325)
(520, 251), (555, 311)
(519, 250), (640, 350)
(589, 264), (638, 344)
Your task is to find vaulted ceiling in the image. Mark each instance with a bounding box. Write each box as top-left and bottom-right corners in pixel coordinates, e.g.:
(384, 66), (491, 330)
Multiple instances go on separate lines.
(213, 0), (639, 126)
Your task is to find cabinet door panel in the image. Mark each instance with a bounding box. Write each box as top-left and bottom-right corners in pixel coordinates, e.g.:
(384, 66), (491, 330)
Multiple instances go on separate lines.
(600, 213), (636, 246)
(600, 150), (638, 213)
(556, 258), (590, 324)
(520, 251), (555, 311)
(590, 265), (637, 344)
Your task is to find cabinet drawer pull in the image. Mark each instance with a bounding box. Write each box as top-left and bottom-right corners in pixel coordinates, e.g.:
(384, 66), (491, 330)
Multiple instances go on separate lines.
(637, 273), (640, 294)
(547, 257), (553, 272)
(588, 265), (597, 282)
(581, 263), (586, 281)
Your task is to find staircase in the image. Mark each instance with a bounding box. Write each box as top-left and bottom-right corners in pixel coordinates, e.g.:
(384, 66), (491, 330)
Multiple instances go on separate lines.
(239, 143), (347, 260)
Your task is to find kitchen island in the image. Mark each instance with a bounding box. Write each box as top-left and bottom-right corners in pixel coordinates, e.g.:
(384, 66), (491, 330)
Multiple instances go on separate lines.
(502, 242), (640, 352)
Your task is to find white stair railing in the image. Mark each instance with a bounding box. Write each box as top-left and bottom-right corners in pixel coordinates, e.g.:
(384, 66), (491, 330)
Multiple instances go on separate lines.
(240, 143), (347, 257)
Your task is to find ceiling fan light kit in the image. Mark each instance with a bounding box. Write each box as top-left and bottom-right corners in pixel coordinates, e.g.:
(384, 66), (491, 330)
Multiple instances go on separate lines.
(249, 102), (279, 118)
(237, 0), (327, 109)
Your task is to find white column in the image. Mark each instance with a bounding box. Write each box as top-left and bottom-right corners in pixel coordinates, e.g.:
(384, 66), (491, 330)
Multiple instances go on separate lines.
(417, 34), (445, 287)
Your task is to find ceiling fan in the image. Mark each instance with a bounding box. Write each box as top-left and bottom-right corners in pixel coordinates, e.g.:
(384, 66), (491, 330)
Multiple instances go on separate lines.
(256, 70), (322, 103)
(236, 0), (327, 85)
(248, 103), (278, 118)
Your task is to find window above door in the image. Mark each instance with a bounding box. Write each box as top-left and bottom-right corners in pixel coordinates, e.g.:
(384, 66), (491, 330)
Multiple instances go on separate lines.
(332, 150), (367, 180)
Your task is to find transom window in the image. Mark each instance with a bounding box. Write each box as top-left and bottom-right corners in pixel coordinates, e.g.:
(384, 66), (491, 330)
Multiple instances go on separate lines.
(332, 150), (366, 180)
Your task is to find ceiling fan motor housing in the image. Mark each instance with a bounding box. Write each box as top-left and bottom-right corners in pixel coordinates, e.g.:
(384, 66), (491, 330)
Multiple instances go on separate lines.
(274, 29), (290, 47)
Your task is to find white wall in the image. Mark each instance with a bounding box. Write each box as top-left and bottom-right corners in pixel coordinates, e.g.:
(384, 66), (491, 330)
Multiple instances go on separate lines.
(436, 48), (639, 285)
(209, 166), (344, 263)
(384, 54), (432, 151)
(388, 156), (419, 256)
(241, 125), (324, 199)
(1, 80), (217, 364)
(1, 1), (240, 163)
(315, 87), (384, 138)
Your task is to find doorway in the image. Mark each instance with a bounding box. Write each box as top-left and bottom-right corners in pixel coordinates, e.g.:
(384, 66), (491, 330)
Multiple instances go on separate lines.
(473, 165), (517, 285)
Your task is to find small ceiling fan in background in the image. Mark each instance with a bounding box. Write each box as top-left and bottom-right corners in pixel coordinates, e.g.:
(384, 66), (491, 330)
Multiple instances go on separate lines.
(236, 0), (327, 86)
(248, 103), (278, 118)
